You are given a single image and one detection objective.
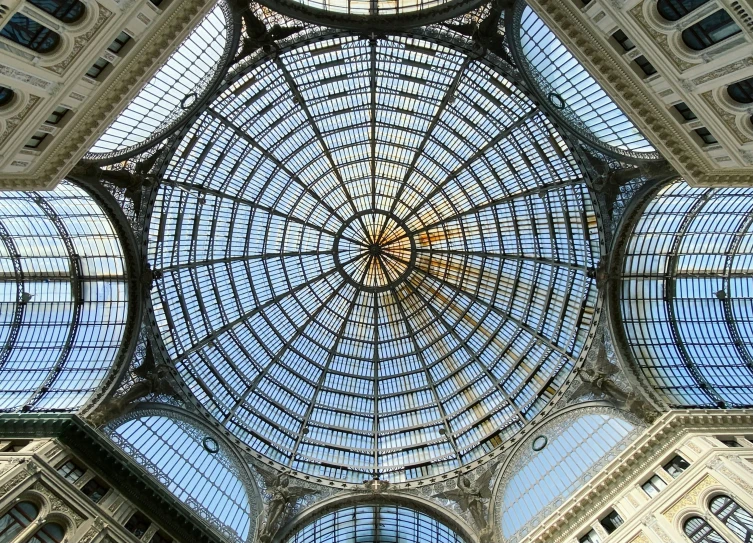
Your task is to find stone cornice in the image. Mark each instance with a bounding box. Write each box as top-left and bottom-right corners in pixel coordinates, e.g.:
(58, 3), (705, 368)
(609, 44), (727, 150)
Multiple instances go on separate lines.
(523, 0), (752, 186)
(516, 409), (753, 543)
(0, 0), (215, 190)
(0, 414), (224, 543)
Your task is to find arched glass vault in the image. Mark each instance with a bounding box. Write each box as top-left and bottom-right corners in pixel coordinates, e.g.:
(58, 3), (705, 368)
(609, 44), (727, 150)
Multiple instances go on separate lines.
(281, 503), (469, 543)
(0, 181), (129, 412)
(147, 31), (602, 484)
(618, 180), (753, 408)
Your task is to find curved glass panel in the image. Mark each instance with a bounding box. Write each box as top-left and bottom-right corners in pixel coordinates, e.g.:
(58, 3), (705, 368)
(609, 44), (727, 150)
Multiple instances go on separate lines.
(681, 10), (741, 50)
(88, 3), (229, 157)
(0, 14), (59, 54)
(283, 504), (466, 543)
(0, 502), (39, 542)
(710, 495), (753, 543)
(685, 517), (729, 543)
(656, 0), (709, 21)
(108, 415), (252, 542)
(0, 181), (128, 411)
(728, 77), (753, 104)
(148, 34), (601, 483)
(500, 412), (636, 541)
(519, 7), (654, 154)
(27, 0), (85, 23)
(620, 180), (753, 408)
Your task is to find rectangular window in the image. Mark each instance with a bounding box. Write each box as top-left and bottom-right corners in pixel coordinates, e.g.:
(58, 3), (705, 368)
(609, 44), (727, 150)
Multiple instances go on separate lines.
(107, 31), (131, 54)
(125, 512), (151, 539)
(634, 55), (657, 76)
(663, 455), (690, 478)
(56, 460), (85, 483)
(579, 530), (601, 543)
(642, 474), (668, 497)
(0, 440), (31, 452)
(719, 438), (742, 447)
(600, 510), (624, 534)
(81, 478), (109, 503)
(694, 127), (718, 144)
(613, 30), (636, 51)
(674, 102), (698, 121)
(45, 105), (70, 125)
(86, 57), (110, 79)
(24, 131), (48, 149)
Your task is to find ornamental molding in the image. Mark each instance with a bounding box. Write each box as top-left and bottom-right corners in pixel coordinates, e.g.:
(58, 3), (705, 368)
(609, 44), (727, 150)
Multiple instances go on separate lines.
(661, 474), (719, 522)
(523, 0), (753, 185)
(0, 95), (41, 149)
(513, 410), (753, 543)
(42, 3), (113, 76)
(31, 481), (85, 527)
(0, 0), (216, 189)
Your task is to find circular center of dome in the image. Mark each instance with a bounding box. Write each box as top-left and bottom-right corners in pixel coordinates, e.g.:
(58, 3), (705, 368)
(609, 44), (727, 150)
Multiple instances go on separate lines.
(334, 211), (416, 293)
(148, 34), (602, 486)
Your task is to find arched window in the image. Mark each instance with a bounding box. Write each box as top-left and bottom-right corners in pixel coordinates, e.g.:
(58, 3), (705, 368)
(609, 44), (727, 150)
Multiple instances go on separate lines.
(0, 502), (39, 543)
(710, 495), (753, 543)
(657, 0), (710, 21)
(27, 523), (64, 543)
(685, 517), (729, 543)
(728, 77), (753, 104)
(27, 0), (84, 23)
(681, 10), (741, 50)
(0, 87), (13, 108)
(0, 14), (60, 53)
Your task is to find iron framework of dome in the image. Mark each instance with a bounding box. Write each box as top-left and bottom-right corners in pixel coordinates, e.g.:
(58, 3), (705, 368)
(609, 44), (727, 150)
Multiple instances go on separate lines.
(146, 30), (603, 485)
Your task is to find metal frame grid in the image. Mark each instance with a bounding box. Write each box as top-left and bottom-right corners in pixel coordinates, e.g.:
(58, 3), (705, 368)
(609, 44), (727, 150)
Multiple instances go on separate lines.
(108, 414), (253, 543)
(86, 1), (233, 161)
(264, 0), (456, 16)
(147, 33), (601, 484)
(0, 181), (129, 412)
(620, 180), (753, 408)
(514, 5), (657, 159)
(283, 504), (467, 543)
(685, 517), (729, 543)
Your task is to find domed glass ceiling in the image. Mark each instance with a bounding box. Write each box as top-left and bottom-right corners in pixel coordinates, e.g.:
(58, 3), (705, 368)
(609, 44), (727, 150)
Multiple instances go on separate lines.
(148, 34), (601, 484)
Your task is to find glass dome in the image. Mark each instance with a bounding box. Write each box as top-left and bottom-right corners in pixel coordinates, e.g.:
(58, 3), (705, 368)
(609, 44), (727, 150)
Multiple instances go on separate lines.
(147, 33), (602, 484)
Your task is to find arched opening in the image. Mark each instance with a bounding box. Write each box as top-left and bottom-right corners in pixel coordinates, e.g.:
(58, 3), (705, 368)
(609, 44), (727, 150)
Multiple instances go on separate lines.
(0, 502), (39, 543)
(27, 0), (85, 23)
(728, 77), (753, 104)
(27, 523), (64, 543)
(0, 14), (60, 53)
(685, 517), (729, 543)
(710, 495), (753, 543)
(656, 0), (709, 21)
(681, 10), (741, 50)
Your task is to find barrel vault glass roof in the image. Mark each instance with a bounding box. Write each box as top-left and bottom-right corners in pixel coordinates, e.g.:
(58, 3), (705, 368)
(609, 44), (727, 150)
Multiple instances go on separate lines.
(282, 504), (467, 543)
(0, 182), (128, 412)
(620, 180), (753, 408)
(147, 33), (602, 484)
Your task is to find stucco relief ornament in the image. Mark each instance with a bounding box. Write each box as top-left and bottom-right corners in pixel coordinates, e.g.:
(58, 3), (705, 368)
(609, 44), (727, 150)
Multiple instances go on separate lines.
(257, 471), (318, 543)
(434, 464), (497, 542)
(363, 472), (390, 493)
